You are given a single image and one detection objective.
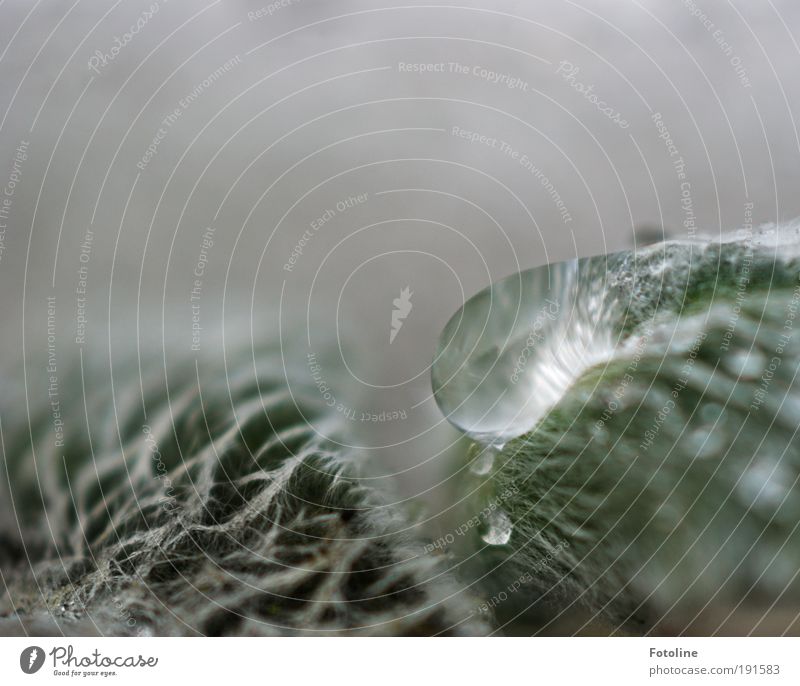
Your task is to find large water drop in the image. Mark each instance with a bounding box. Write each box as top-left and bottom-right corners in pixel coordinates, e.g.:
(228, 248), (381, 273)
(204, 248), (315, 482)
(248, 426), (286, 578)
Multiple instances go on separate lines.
(431, 232), (800, 444)
(432, 253), (628, 443)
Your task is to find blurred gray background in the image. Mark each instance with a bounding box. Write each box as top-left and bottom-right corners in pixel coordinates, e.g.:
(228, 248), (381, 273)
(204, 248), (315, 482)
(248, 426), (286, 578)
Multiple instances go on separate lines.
(1, 0), (799, 503)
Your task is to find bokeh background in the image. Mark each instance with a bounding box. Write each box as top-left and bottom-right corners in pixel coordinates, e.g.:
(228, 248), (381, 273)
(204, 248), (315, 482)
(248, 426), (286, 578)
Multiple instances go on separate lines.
(1, 0), (799, 523)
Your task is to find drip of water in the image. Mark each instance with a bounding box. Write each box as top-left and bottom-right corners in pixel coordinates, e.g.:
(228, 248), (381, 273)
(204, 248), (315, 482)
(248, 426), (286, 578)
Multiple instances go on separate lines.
(431, 230), (800, 446)
(431, 252), (626, 444)
(481, 509), (513, 545)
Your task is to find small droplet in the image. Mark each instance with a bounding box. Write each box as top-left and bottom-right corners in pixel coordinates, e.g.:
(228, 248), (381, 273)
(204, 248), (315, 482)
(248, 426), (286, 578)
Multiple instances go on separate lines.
(724, 349), (766, 380)
(481, 509), (513, 545)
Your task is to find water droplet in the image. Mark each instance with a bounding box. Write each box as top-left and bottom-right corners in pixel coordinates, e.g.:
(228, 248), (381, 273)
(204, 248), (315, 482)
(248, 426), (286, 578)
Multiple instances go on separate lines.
(686, 426), (724, 459)
(481, 509), (513, 545)
(432, 256), (621, 443)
